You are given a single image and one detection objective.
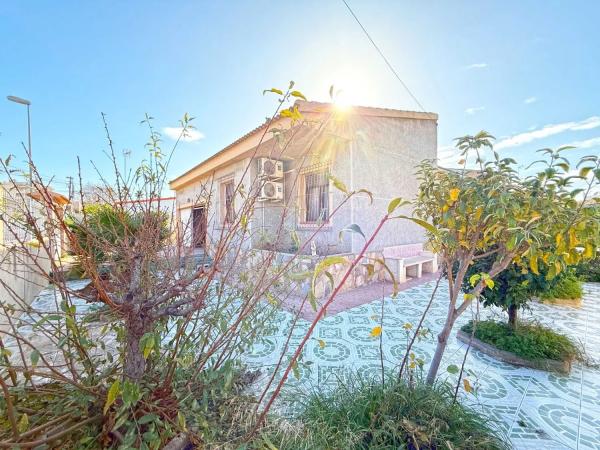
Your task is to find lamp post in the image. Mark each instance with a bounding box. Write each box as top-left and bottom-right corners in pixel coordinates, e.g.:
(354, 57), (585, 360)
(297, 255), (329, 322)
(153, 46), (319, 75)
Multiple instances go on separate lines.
(7, 95), (33, 239)
(6, 95), (32, 166)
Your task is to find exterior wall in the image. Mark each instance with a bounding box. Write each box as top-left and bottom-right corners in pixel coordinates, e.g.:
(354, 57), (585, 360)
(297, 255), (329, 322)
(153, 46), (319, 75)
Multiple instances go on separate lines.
(251, 113), (437, 255)
(0, 248), (52, 332)
(173, 111), (437, 256)
(176, 157), (253, 253)
(249, 157), (351, 255)
(0, 184), (64, 324)
(341, 114), (437, 253)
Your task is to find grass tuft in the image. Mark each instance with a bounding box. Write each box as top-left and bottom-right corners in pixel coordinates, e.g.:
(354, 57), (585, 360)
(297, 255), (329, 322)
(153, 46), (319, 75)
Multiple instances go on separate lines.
(267, 375), (508, 449)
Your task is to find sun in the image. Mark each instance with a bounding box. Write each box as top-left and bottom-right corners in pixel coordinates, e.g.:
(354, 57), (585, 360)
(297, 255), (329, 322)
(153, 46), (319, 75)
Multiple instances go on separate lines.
(327, 66), (373, 110)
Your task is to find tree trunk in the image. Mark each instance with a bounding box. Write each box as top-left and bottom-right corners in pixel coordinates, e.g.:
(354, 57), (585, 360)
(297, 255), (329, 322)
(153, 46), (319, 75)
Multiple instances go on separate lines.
(123, 315), (151, 381)
(508, 304), (518, 330)
(124, 327), (146, 381)
(426, 313), (455, 385)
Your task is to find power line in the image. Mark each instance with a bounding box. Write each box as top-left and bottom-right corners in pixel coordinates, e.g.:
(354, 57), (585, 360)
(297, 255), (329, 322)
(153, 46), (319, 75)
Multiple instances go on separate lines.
(341, 0), (426, 112)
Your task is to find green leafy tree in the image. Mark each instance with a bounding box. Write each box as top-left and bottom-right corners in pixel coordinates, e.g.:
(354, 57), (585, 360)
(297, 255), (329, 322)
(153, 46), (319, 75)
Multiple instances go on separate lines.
(414, 133), (599, 384)
(462, 255), (554, 328)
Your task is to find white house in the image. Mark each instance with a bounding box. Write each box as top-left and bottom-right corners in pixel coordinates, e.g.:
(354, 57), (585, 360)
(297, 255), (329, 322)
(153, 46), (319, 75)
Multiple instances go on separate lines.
(169, 101), (438, 292)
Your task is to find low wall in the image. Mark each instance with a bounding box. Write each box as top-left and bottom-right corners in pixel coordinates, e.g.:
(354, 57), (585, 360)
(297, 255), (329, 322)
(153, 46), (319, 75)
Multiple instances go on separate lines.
(246, 249), (387, 298)
(0, 247), (51, 330)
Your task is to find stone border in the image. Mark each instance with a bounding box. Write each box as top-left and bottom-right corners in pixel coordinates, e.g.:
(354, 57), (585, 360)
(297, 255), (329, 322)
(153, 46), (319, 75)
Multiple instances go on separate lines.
(456, 330), (572, 374)
(540, 297), (582, 308)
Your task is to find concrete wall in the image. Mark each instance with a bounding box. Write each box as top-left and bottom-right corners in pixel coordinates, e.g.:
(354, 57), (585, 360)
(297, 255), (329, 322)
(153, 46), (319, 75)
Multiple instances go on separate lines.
(250, 113), (436, 254)
(176, 157), (253, 253)
(0, 248), (51, 331)
(174, 112), (437, 256)
(343, 114), (437, 253)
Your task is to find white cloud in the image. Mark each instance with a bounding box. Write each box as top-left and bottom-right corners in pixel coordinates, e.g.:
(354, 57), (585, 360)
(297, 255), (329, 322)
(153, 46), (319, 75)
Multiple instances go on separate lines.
(524, 96), (537, 104)
(564, 136), (600, 149)
(495, 116), (600, 149)
(465, 106), (485, 115)
(437, 145), (461, 166)
(163, 127), (205, 142)
(465, 63), (488, 69)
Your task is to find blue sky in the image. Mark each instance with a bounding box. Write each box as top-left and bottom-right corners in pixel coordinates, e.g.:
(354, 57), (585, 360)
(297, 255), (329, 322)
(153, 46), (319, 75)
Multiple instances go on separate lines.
(1, 1), (599, 195)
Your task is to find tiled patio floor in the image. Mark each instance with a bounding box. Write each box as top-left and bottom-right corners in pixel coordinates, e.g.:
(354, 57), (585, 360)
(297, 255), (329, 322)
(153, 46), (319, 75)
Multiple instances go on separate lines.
(6, 279), (600, 449)
(246, 280), (600, 450)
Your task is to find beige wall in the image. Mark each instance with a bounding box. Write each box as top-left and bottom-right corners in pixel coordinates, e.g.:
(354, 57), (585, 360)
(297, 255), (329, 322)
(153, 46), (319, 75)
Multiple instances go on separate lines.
(173, 112), (437, 256)
(0, 248), (51, 331)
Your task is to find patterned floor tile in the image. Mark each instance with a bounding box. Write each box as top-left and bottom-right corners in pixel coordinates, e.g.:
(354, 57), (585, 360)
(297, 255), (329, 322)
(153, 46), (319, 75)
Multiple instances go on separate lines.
(12, 279), (600, 450)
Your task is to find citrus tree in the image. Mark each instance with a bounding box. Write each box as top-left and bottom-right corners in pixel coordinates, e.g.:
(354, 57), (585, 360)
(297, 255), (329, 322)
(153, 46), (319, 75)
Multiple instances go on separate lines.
(461, 254), (553, 328)
(414, 133), (600, 384)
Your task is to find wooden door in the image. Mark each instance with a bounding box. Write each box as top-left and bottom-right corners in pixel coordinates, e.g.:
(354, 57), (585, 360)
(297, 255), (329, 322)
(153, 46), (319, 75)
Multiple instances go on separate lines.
(192, 207), (207, 248)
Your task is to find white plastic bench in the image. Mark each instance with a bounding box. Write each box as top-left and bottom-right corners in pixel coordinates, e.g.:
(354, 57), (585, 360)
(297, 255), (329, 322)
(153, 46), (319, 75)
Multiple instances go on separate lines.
(382, 243), (438, 283)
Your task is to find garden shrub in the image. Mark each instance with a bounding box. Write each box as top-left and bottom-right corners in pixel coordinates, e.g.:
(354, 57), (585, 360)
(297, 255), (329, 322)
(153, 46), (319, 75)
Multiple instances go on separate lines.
(540, 271), (583, 300)
(574, 256), (600, 282)
(461, 320), (580, 362)
(268, 376), (508, 450)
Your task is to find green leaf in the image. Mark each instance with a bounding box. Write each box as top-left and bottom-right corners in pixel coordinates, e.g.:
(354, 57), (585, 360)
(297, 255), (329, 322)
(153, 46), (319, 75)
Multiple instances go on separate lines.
(177, 411), (187, 431)
(393, 215), (437, 234)
(17, 413), (29, 433)
(312, 256), (347, 295)
(103, 380), (120, 415)
(447, 364), (459, 374)
(288, 270), (312, 281)
(138, 414), (159, 425)
(372, 257), (398, 297)
(387, 197), (407, 214)
(290, 230), (300, 249)
(140, 332), (156, 359)
(329, 175), (348, 194)
(30, 349), (40, 367)
(339, 223), (365, 242)
(308, 291), (318, 312)
(261, 433), (280, 450)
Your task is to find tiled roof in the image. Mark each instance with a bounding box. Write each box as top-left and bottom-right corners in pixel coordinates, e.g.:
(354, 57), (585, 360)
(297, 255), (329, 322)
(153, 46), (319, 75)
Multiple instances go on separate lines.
(169, 101), (437, 188)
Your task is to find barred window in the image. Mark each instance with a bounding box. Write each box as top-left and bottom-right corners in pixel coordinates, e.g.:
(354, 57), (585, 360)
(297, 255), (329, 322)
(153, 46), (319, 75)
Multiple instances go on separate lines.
(303, 168), (329, 223)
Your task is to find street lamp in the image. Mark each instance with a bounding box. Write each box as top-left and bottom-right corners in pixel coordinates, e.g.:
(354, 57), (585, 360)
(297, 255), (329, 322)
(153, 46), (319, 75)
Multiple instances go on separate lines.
(7, 95), (33, 237)
(6, 95), (32, 161)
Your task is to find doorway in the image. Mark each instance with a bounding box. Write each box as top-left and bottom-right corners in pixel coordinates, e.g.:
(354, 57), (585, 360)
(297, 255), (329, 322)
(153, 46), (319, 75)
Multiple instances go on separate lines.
(192, 206), (207, 248)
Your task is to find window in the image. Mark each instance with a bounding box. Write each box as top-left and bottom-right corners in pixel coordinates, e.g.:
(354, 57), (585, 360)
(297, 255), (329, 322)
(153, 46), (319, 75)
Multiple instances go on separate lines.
(221, 180), (235, 224)
(302, 167), (329, 224)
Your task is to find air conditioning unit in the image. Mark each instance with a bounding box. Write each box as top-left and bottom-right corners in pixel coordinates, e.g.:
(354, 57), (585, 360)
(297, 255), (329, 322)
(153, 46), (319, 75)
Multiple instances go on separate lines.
(258, 158), (283, 179)
(258, 181), (284, 201)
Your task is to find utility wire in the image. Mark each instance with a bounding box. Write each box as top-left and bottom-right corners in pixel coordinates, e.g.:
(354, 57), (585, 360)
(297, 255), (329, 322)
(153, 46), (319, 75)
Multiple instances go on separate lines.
(341, 0), (426, 112)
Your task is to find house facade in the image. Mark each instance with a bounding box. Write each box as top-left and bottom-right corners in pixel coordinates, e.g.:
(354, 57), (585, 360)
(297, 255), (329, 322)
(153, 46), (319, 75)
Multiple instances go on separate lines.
(169, 101), (437, 268)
